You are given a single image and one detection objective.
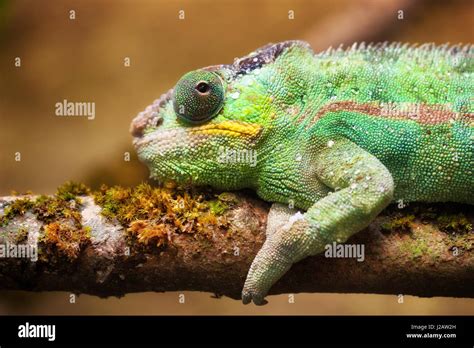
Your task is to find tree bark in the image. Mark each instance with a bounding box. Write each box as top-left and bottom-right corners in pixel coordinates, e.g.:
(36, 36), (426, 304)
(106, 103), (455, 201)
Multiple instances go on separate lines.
(0, 193), (472, 300)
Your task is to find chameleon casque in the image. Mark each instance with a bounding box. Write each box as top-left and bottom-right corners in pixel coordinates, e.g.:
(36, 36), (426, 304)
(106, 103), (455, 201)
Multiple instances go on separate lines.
(130, 41), (473, 305)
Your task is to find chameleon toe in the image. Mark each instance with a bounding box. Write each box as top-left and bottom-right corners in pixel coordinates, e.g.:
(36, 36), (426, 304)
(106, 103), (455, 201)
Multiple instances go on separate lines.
(242, 291), (252, 305)
(241, 288), (268, 306)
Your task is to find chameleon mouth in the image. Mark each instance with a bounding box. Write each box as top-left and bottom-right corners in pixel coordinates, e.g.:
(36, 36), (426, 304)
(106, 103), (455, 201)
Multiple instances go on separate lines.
(134, 121), (261, 151)
(130, 88), (174, 138)
(189, 121), (262, 138)
(133, 127), (187, 150)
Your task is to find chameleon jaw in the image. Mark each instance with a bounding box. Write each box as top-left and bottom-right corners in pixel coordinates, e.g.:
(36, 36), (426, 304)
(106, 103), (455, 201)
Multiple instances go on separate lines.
(189, 120), (262, 139)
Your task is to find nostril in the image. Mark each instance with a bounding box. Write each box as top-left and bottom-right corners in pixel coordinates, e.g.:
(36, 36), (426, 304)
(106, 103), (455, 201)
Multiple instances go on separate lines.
(149, 111), (163, 127)
(130, 111), (164, 137)
(130, 113), (147, 137)
(155, 115), (163, 127)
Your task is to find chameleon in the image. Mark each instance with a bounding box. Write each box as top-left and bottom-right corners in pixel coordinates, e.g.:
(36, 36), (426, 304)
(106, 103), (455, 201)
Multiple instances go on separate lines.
(130, 40), (473, 305)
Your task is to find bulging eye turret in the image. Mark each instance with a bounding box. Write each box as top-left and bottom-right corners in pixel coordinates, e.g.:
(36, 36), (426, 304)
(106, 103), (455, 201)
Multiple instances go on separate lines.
(172, 70), (225, 124)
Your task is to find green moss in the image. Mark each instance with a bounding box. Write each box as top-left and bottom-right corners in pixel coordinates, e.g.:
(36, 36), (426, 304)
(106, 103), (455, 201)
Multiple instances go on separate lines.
(14, 227), (29, 244)
(39, 221), (91, 262)
(2, 181), (237, 259)
(208, 199), (229, 215)
(93, 185), (132, 221)
(94, 183), (231, 248)
(0, 182), (94, 262)
(411, 240), (429, 258)
(0, 182), (90, 229)
(0, 198), (34, 227)
(399, 236), (430, 259)
(127, 220), (168, 248)
(216, 192), (239, 204)
(34, 188), (91, 262)
(33, 195), (82, 228)
(436, 213), (472, 234)
(56, 181), (90, 201)
(381, 214), (415, 233)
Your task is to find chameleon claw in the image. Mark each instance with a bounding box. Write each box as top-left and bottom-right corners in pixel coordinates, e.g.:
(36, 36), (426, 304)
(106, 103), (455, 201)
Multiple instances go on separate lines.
(242, 288), (268, 305)
(253, 295), (268, 306)
(241, 291), (252, 305)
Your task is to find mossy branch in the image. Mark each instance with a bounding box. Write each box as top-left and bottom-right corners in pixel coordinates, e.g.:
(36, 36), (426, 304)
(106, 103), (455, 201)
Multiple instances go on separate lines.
(0, 183), (473, 300)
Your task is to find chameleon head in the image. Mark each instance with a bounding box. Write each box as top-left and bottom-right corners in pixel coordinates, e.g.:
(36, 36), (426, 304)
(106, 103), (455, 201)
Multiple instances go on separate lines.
(130, 63), (266, 189)
(130, 41), (312, 189)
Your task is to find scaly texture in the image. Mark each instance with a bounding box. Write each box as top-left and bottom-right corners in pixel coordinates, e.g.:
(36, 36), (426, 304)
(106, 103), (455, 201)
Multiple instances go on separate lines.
(130, 41), (473, 304)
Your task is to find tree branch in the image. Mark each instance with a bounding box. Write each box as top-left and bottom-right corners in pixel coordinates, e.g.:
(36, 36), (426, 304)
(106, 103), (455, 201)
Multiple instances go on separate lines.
(0, 191), (472, 300)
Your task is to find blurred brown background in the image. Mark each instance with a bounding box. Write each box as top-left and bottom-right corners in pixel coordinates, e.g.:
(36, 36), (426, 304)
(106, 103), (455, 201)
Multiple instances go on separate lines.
(0, 0), (473, 314)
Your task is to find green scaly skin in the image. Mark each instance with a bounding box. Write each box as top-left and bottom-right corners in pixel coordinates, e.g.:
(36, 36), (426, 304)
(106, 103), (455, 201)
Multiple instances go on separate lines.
(130, 41), (474, 305)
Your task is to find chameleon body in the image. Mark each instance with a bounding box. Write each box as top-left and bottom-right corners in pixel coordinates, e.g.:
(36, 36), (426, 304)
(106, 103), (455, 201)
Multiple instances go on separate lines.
(130, 41), (473, 304)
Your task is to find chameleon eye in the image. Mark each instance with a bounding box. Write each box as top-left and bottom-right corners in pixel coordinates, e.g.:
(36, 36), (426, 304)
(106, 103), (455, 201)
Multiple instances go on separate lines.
(173, 70), (225, 124)
(195, 81), (210, 94)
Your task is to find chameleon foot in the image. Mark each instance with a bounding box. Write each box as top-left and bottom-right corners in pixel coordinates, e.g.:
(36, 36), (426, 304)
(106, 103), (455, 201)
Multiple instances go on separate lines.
(242, 203), (301, 305)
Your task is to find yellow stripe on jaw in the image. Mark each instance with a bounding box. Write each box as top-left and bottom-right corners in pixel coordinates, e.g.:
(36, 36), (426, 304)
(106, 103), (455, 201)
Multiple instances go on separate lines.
(190, 121), (262, 138)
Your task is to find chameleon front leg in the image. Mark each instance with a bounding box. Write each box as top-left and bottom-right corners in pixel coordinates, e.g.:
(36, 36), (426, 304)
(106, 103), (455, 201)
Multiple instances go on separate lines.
(242, 139), (395, 305)
(265, 203), (301, 237)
